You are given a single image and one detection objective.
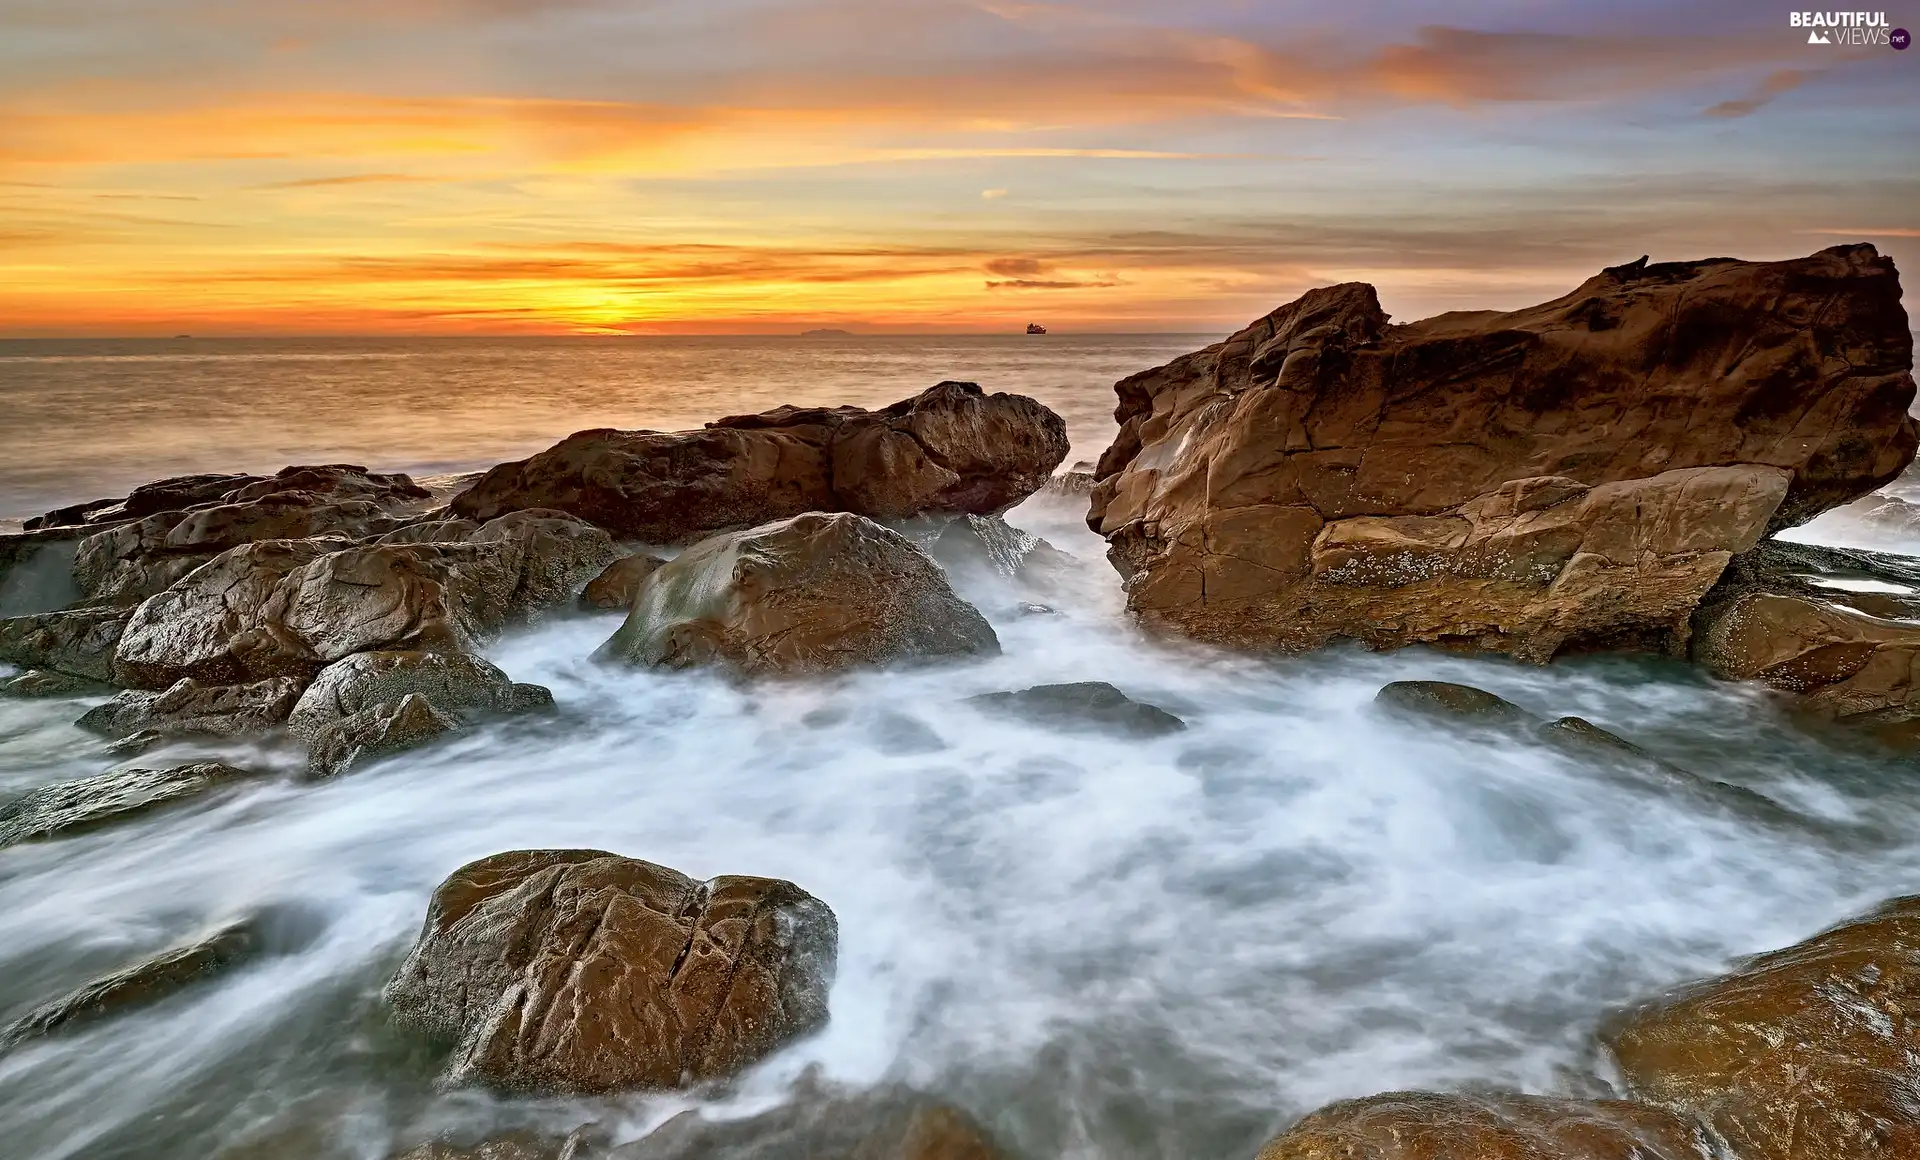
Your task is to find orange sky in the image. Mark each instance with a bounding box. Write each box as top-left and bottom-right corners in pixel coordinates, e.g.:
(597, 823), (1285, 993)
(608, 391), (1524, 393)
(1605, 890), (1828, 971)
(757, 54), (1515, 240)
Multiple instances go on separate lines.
(1, 1), (1915, 335)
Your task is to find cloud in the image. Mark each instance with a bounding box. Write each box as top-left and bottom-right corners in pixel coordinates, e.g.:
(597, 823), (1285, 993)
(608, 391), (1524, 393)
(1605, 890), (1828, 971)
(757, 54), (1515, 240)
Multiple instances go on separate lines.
(255, 172), (439, 189)
(981, 188), (1008, 199)
(1796, 227), (1920, 238)
(984, 257), (1048, 276)
(986, 277), (1121, 289)
(1705, 68), (1812, 118)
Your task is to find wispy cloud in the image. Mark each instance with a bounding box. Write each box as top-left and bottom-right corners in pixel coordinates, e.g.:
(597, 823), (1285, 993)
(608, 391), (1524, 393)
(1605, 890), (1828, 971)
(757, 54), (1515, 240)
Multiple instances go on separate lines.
(255, 172), (440, 189)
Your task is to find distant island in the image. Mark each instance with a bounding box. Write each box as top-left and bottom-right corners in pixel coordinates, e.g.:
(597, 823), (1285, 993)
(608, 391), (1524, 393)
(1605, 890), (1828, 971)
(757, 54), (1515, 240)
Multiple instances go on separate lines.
(799, 328), (855, 337)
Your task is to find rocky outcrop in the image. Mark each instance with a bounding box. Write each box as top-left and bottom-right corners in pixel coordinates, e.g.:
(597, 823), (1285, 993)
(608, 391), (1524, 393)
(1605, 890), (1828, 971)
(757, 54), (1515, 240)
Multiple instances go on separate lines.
(1605, 894), (1920, 1160)
(0, 605), (130, 682)
(451, 382), (1069, 543)
(0, 669), (104, 698)
(25, 471), (263, 531)
(580, 553), (667, 611)
(392, 1134), (597, 1160)
(0, 761), (259, 847)
(1255, 1091), (1713, 1160)
(385, 849), (836, 1094)
(288, 651), (550, 742)
(112, 512), (611, 690)
(307, 693), (461, 778)
(1089, 246), (1916, 658)
(0, 919), (261, 1049)
(612, 1085), (1007, 1160)
(966, 682), (1186, 737)
(599, 513), (998, 675)
(0, 526), (88, 616)
(77, 676), (307, 740)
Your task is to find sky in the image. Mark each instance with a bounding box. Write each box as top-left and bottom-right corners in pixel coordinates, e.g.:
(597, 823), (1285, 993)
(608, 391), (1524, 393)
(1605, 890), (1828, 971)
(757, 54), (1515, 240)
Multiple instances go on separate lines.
(0, 0), (1915, 336)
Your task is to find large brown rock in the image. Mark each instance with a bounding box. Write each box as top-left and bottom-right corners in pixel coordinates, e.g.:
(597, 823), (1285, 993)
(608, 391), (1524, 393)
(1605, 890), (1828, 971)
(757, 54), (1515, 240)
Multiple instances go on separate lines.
(598, 513), (998, 675)
(1605, 895), (1920, 1160)
(1089, 246), (1916, 657)
(385, 849), (837, 1094)
(450, 382), (1069, 543)
(111, 512), (612, 690)
(1255, 1091), (1712, 1160)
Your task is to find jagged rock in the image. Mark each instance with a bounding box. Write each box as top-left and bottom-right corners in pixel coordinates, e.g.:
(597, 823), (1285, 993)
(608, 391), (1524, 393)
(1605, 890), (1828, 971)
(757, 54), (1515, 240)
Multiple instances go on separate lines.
(599, 513), (998, 675)
(1605, 894), (1920, 1160)
(611, 1084), (1006, 1160)
(1375, 680), (1533, 726)
(307, 693), (460, 778)
(0, 605), (132, 682)
(580, 553), (667, 611)
(966, 681), (1186, 737)
(1255, 1091), (1712, 1160)
(0, 919), (261, 1049)
(452, 382), (1069, 543)
(288, 651), (550, 742)
(24, 471), (262, 531)
(0, 761), (258, 847)
(75, 676), (307, 740)
(0, 669), (104, 698)
(901, 513), (1079, 597)
(223, 464), (430, 508)
(1090, 246), (1916, 658)
(113, 513), (610, 691)
(385, 849), (836, 1094)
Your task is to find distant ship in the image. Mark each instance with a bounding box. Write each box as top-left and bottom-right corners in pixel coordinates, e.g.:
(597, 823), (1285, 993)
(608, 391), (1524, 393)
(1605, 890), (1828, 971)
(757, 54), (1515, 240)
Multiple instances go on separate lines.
(1025, 323), (1047, 335)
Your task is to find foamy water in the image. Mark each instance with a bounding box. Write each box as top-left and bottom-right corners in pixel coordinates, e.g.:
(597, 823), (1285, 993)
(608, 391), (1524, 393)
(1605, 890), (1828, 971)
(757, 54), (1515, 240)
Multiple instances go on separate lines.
(3, 340), (1919, 1159)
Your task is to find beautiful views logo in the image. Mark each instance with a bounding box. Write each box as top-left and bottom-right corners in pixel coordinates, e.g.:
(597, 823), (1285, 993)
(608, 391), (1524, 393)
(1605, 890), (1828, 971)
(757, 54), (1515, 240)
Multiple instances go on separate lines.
(1790, 10), (1897, 44)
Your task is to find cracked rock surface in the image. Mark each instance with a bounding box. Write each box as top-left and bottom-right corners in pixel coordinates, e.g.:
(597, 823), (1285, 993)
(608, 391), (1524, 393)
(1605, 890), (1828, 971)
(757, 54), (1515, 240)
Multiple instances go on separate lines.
(385, 849), (837, 1094)
(1255, 1091), (1713, 1160)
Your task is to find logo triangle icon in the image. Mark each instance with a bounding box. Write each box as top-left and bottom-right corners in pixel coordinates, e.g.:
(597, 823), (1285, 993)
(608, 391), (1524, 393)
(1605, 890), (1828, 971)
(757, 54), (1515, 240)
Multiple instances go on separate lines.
(1808, 29), (1830, 42)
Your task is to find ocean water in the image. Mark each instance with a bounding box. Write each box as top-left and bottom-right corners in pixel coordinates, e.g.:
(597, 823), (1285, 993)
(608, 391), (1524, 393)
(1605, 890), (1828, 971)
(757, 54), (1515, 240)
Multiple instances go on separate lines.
(1, 337), (1918, 1160)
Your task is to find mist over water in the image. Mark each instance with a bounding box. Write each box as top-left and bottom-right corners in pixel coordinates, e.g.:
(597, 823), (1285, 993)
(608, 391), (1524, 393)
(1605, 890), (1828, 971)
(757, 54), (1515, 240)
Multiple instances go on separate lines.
(3, 339), (1918, 1159)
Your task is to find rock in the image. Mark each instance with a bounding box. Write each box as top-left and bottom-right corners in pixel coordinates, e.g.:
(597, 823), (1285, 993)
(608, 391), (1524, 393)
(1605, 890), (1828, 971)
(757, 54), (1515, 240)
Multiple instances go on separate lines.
(902, 513), (1079, 596)
(610, 1084), (1006, 1160)
(307, 693), (460, 778)
(1043, 467), (1097, 498)
(966, 681), (1186, 737)
(223, 464), (431, 508)
(385, 849), (837, 1094)
(113, 515), (609, 691)
(580, 553), (667, 611)
(0, 919), (261, 1049)
(0, 526), (88, 616)
(0, 605), (132, 682)
(75, 676), (307, 740)
(0, 761), (259, 847)
(24, 471), (262, 531)
(1089, 246), (1916, 658)
(599, 513), (999, 675)
(0, 669), (104, 698)
(451, 382), (1069, 543)
(1605, 894), (1920, 1160)
(391, 1132), (598, 1160)
(373, 518), (483, 546)
(1375, 680), (1534, 726)
(288, 650), (550, 742)
(1255, 1090), (1712, 1160)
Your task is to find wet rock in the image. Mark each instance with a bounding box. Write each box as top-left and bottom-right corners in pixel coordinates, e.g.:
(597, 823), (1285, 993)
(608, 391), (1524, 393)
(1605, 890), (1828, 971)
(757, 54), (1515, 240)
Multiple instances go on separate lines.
(1608, 895), (1920, 1160)
(611, 1084), (1005, 1160)
(0, 669), (105, 698)
(467, 509), (620, 616)
(903, 513), (1079, 597)
(451, 382), (1069, 543)
(385, 849), (837, 1094)
(580, 553), (667, 611)
(1375, 680), (1534, 727)
(373, 518), (483, 546)
(223, 464), (431, 508)
(1255, 1090), (1712, 1160)
(289, 650), (550, 742)
(967, 681), (1186, 737)
(391, 1131), (599, 1160)
(599, 513), (998, 675)
(307, 693), (460, 778)
(77, 676), (307, 740)
(0, 761), (259, 847)
(0, 605), (131, 682)
(1089, 246), (1916, 657)
(24, 471), (262, 531)
(0, 919), (261, 1049)
(1042, 466), (1097, 498)
(0, 526), (88, 616)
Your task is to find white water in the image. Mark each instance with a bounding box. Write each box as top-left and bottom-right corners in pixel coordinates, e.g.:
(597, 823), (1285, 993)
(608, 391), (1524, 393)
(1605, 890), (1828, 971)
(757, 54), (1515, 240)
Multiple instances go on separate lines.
(4, 489), (1918, 1160)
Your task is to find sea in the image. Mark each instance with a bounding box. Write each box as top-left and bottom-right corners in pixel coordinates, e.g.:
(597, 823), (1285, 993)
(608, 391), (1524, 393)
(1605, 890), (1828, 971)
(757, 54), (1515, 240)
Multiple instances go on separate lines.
(1, 335), (1917, 1160)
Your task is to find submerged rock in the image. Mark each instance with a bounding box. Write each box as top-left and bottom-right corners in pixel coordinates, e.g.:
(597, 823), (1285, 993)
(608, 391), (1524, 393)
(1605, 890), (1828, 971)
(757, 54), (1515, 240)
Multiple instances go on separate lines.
(77, 676), (307, 740)
(451, 382), (1069, 543)
(0, 669), (105, 698)
(1256, 1090), (1712, 1160)
(1375, 680), (1533, 726)
(580, 553), (668, 611)
(392, 1132), (599, 1160)
(612, 1084), (1006, 1160)
(385, 849), (837, 1094)
(0, 761), (258, 848)
(966, 681), (1186, 737)
(307, 693), (461, 779)
(0, 605), (131, 683)
(1605, 894), (1920, 1160)
(1089, 246), (1916, 658)
(0, 919), (261, 1049)
(288, 651), (550, 742)
(599, 513), (998, 675)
